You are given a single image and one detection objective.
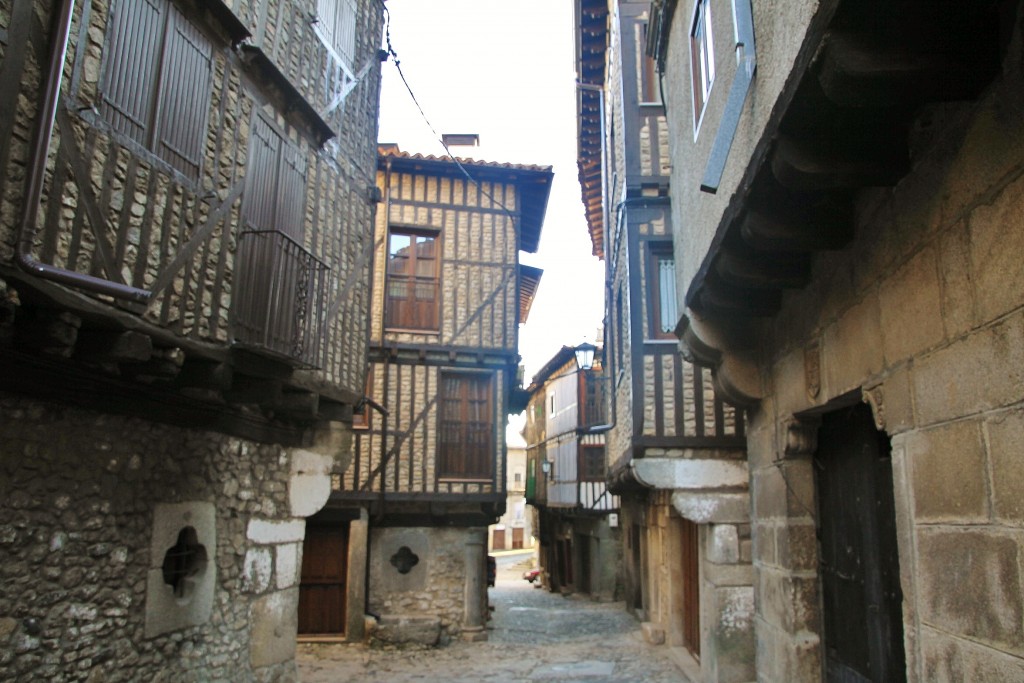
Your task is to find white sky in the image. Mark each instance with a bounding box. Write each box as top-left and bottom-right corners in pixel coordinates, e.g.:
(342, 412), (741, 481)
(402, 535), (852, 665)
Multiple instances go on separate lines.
(375, 0), (606, 389)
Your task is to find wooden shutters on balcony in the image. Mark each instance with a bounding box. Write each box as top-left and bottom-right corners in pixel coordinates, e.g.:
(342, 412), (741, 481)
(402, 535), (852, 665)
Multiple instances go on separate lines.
(99, 0), (212, 182)
(316, 0), (358, 65)
(386, 230), (440, 331)
(232, 116), (327, 367)
(438, 373), (493, 480)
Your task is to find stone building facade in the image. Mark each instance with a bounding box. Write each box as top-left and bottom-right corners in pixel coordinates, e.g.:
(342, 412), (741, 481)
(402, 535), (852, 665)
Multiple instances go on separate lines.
(301, 147), (552, 644)
(0, 0), (383, 679)
(574, 1), (754, 680)
(645, 0), (1024, 680)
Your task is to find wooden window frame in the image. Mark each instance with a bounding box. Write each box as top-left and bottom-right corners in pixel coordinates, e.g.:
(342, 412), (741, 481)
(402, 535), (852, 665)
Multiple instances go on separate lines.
(647, 242), (678, 340)
(578, 444), (606, 483)
(437, 372), (494, 482)
(690, 0), (716, 136)
(99, 0), (213, 182)
(385, 227), (441, 332)
(640, 23), (662, 106)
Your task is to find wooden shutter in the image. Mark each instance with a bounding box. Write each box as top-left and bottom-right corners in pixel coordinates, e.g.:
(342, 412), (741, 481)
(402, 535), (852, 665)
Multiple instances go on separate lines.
(337, 0), (358, 63)
(276, 141), (308, 240)
(99, 0), (165, 146)
(242, 116), (281, 232)
(438, 373), (493, 480)
(317, 0), (357, 63)
(154, 5), (212, 181)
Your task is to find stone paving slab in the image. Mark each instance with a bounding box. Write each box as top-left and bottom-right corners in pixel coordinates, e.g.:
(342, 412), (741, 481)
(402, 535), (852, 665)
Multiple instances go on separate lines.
(297, 559), (691, 683)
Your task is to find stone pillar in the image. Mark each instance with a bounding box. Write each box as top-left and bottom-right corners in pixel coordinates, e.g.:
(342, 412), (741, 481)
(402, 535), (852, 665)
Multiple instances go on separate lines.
(462, 528), (488, 642)
(345, 508), (369, 641)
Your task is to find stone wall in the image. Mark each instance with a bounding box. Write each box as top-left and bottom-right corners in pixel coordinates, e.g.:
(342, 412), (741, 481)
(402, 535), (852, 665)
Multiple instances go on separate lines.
(747, 13), (1024, 681)
(367, 526), (485, 644)
(0, 393), (342, 682)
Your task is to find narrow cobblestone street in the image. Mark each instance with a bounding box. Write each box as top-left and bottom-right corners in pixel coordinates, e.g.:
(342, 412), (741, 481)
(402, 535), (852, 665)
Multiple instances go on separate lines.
(297, 554), (690, 682)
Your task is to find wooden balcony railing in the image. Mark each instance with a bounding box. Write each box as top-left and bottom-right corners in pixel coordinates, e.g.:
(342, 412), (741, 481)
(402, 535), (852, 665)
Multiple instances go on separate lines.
(232, 229), (328, 368)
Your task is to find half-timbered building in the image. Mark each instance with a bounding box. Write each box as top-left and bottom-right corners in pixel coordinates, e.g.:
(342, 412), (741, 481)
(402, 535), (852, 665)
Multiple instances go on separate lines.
(523, 345), (621, 600)
(300, 146), (551, 644)
(575, 1), (754, 679)
(0, 0), (382, 679)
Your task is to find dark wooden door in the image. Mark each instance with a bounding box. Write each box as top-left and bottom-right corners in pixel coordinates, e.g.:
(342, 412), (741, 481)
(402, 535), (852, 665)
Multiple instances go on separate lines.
(681, 518), (700, 659)
(577, 535), (591, 594)
(815, 405), (905, 682)
(492, 528), (505, 550)
(298, 524), (348, 635)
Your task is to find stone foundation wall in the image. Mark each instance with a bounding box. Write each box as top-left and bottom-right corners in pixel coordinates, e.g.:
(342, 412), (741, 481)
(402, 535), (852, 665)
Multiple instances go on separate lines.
(367, 526), (483, 644)
(0, 394), (340, 682)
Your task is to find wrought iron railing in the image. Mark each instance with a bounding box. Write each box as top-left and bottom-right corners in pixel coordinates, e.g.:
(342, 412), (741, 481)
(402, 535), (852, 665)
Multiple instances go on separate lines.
(232, 229), (329, 368)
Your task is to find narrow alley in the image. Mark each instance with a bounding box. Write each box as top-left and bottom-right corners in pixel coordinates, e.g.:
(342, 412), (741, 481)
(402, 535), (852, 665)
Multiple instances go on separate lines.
(296, 554), (688, 683)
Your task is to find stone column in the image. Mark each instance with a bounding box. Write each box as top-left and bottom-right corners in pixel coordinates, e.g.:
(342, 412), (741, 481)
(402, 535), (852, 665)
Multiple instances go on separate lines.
(462, 528), (488, 642)
(345, 508), (369, 641)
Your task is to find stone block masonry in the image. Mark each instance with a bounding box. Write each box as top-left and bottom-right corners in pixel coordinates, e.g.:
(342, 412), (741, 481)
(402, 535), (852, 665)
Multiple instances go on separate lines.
(0, 394), (343, 682)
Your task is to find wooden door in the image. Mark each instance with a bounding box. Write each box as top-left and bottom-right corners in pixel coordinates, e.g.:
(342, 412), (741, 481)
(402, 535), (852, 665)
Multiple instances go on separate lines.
(681, 518), (700, 658)
(492, 528), (505, 550)
(816, 405), (905, 682)
(512, 527), (524, 549)
(577, 535), (591, 594)
(298, 524), (348, 635)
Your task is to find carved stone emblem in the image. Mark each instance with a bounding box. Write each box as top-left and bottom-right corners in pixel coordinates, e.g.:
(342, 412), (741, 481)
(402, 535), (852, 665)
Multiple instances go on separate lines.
(804, 342), (821, 400)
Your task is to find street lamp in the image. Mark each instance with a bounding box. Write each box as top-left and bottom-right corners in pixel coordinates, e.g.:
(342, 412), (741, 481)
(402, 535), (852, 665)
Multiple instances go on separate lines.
(574, 342), (597, 372)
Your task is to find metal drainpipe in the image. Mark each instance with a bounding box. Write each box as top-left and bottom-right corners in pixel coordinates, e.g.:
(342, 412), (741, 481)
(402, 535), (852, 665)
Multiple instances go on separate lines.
(16, 0), (151, 304)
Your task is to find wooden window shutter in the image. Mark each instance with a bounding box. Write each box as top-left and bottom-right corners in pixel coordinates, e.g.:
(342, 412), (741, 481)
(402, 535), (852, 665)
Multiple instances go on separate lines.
(242, 116), (280, 233)
(337, 0), (358, 64)
(154, 5), (212, 181)
(438, 373), (493, 480)
(99, 0), (165, 146)
(276, 141), (308, 241)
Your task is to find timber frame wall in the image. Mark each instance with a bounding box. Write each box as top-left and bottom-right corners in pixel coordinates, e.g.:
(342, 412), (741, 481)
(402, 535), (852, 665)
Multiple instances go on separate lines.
(0, 0), (383, 441)
(333, 150), (552, 522)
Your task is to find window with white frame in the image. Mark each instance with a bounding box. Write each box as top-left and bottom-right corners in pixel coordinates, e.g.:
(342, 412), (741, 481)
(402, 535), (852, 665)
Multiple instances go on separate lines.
(690, 0), (715, 134)
(648, 242), (678, 339)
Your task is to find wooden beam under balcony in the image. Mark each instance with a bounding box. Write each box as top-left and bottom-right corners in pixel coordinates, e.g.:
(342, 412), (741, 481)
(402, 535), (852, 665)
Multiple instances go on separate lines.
(75, 330), (153, 364)
(224, 374), (282, 405)
(275, 390), (320, 421)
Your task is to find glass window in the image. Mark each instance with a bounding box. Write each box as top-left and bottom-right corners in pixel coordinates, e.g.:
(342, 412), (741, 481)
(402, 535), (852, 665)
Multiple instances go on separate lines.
(648, 243), (678, 339)
(690, 0), (716, 133)
(386, 229), (439, 331)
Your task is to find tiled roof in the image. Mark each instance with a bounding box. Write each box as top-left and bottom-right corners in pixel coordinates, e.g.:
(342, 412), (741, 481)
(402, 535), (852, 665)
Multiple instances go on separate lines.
(378, 145), (553, 254)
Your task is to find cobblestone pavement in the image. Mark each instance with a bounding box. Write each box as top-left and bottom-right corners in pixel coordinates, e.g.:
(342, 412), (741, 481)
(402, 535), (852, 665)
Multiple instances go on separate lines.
(297, 556), (691, 682)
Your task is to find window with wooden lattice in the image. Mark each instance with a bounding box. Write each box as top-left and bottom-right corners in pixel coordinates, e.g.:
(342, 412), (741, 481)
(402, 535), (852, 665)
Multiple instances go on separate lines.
(438, 373), (493, 480)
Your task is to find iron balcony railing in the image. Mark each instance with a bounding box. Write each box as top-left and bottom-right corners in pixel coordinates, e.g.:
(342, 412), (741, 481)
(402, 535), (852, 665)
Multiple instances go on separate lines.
(232, 229), (329, 368)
